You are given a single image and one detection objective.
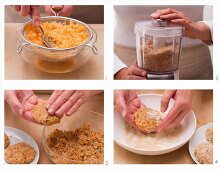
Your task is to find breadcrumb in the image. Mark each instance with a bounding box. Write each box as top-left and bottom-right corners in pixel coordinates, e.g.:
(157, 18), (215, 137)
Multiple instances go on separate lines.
(46, 124), (104, 164)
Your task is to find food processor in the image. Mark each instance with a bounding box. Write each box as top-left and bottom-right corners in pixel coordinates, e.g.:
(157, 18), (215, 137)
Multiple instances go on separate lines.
(134, 19), (183, 80)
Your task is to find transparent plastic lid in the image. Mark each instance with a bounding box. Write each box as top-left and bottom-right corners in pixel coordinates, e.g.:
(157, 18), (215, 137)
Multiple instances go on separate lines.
(134, 19), (183, 37)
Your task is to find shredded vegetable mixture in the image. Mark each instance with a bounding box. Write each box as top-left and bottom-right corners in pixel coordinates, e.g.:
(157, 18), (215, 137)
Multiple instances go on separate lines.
(24, 21), (88, 48)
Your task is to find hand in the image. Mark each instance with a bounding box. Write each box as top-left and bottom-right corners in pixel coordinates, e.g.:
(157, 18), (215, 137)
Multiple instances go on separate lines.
(44, 5), (74, 17)
(151, 8), (212, 44)
(114, 62), (147, 80)
(4, 90), (39, 123)
(158, 90), (193, 132)
(114, 90), (145, 128)
(12, 5), (41, 26)
(46, 90), (103, 117)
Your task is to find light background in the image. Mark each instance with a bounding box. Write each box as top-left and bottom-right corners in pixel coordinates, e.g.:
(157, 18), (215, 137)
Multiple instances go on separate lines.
(1, 0), (220, 170)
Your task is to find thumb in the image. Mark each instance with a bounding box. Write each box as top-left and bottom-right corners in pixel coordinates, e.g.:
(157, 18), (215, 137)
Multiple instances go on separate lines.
(116, 95), (126, 118)
(7, 95), (24, 116)
(161, 90), (176, 112)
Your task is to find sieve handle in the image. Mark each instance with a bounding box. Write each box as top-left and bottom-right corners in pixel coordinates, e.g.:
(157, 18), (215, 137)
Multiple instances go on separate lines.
(51, 5), (64, 16)
(16, 43), (29, 54)
(85, 26), (98, 55)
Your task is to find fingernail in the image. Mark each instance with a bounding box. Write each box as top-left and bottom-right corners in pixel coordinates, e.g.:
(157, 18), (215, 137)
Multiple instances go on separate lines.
(161, 106), (165, 112)
(35, 21), (40, 26)
(19, 108), (23, 115)
(151, 12), (159, 18)
(142, 71), (147, 76)
(122, 111), (126, 118)
(66, 112), (71, 116)
(48, 108), (54, 113)
(46, 104), (50, 109)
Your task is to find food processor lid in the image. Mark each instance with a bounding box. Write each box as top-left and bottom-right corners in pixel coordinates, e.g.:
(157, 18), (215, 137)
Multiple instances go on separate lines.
(134, 19), (183, 37)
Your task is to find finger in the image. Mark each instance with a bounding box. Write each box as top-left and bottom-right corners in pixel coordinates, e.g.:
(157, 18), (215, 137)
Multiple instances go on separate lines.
(48, 90), (75, 115)
(19, 5), (30, 17)
(23, 111), (38, 124)
(59, 5), (73, 17)
(127, 75), (146, 80)
(13, 5), (21, 12)
(125, 113), (136, 127)
(46, 90), (64, 109)
(7, 95), (24, 116)
(31, 5), (41, 26)
(28, 95), (38, 105)
(151, 8), (176, 18)
(160, 13), (188, 21)
(128, 90), (138, 102)
(127, 99), (141, 115)
(54, 93), (80, 117)
(158, 102), (183, 132)
(23, 102), (35, 111)
(44, 5), (54, 16)
(129, 67), (147, 77)
(166, 110), (189, 129)
(66, 99), (83, 116)
(115, 92), (127, 117)
(160, 90), (176, 112)
(170, 19), (191, 27)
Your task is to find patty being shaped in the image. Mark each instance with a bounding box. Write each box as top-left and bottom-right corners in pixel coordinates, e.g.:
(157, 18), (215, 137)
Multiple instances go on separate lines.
(5, 142), (36, 164)
(134, 108), (165, 133)
(206, 128), (213, 144)
(32, 101), (60, 126)
(195, 142), (213, 164)
(4, 133), (10, 148)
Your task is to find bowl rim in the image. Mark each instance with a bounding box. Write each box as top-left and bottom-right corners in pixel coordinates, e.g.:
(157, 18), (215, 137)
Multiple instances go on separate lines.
(114, 93), (197, 154)
(18, 16), (93, 51)
(42, 109), (104, 164)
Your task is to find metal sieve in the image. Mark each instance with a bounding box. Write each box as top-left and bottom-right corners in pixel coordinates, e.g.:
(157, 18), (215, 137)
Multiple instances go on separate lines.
(16, 16), (98, 62)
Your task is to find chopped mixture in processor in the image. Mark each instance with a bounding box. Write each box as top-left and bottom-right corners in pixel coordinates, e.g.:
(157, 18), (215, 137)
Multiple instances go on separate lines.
(24, 20), (88, 48)
(143, 40), (179, 73)
(46, 124), (104, 164)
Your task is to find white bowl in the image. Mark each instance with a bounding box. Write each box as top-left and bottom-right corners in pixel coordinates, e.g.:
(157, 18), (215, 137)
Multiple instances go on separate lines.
(114, 94), (196, 155)
(189, 123), (213, 164)
(4, 126), (39, 164)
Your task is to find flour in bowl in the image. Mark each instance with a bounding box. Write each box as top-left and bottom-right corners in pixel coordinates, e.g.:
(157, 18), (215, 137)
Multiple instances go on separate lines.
(125, 123), (183, 150)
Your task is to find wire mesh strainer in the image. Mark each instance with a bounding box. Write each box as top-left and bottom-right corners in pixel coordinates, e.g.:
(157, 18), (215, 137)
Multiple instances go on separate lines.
(16, 16), (98, 62)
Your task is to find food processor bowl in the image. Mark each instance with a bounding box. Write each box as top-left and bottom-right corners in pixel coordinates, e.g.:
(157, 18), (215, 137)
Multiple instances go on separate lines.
(135, 19), (183, 76)
(16, 16), (98, 74)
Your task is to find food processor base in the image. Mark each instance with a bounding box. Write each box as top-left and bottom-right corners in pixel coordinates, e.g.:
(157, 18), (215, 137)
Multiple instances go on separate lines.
(147, 70), (179, 80)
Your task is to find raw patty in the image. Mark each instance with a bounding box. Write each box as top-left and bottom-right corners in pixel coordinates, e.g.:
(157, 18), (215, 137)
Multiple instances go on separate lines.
(4, 133), (10, 148)
(134, 107), (165, 133)
(32, 101), (60, 126)
(206, 128), (213, 144)
(195, 142), (213, 164)
(4, 142), (36, 164)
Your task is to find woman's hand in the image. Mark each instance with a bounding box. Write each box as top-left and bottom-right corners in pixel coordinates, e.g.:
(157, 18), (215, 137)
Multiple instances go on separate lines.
(12, 5), (41, 26)
(46, 90), (103, 117)
(151, 8), (212, 44)
(114, 90), (145, 127)
(114, 62), (147, 80)
(44, 5), (74, 17)
(4, 90), (39, 123)
(158, 90), (193, 132)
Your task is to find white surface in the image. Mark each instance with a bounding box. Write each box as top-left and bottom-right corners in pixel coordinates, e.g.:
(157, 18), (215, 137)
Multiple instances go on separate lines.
(189, 123), (213, 164)
(114, 94), (197, 155)
(4, 126), (39, 164)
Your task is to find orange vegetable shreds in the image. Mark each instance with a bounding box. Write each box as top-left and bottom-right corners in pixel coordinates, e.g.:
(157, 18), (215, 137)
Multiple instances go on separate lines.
(24, 20), (89, 49)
